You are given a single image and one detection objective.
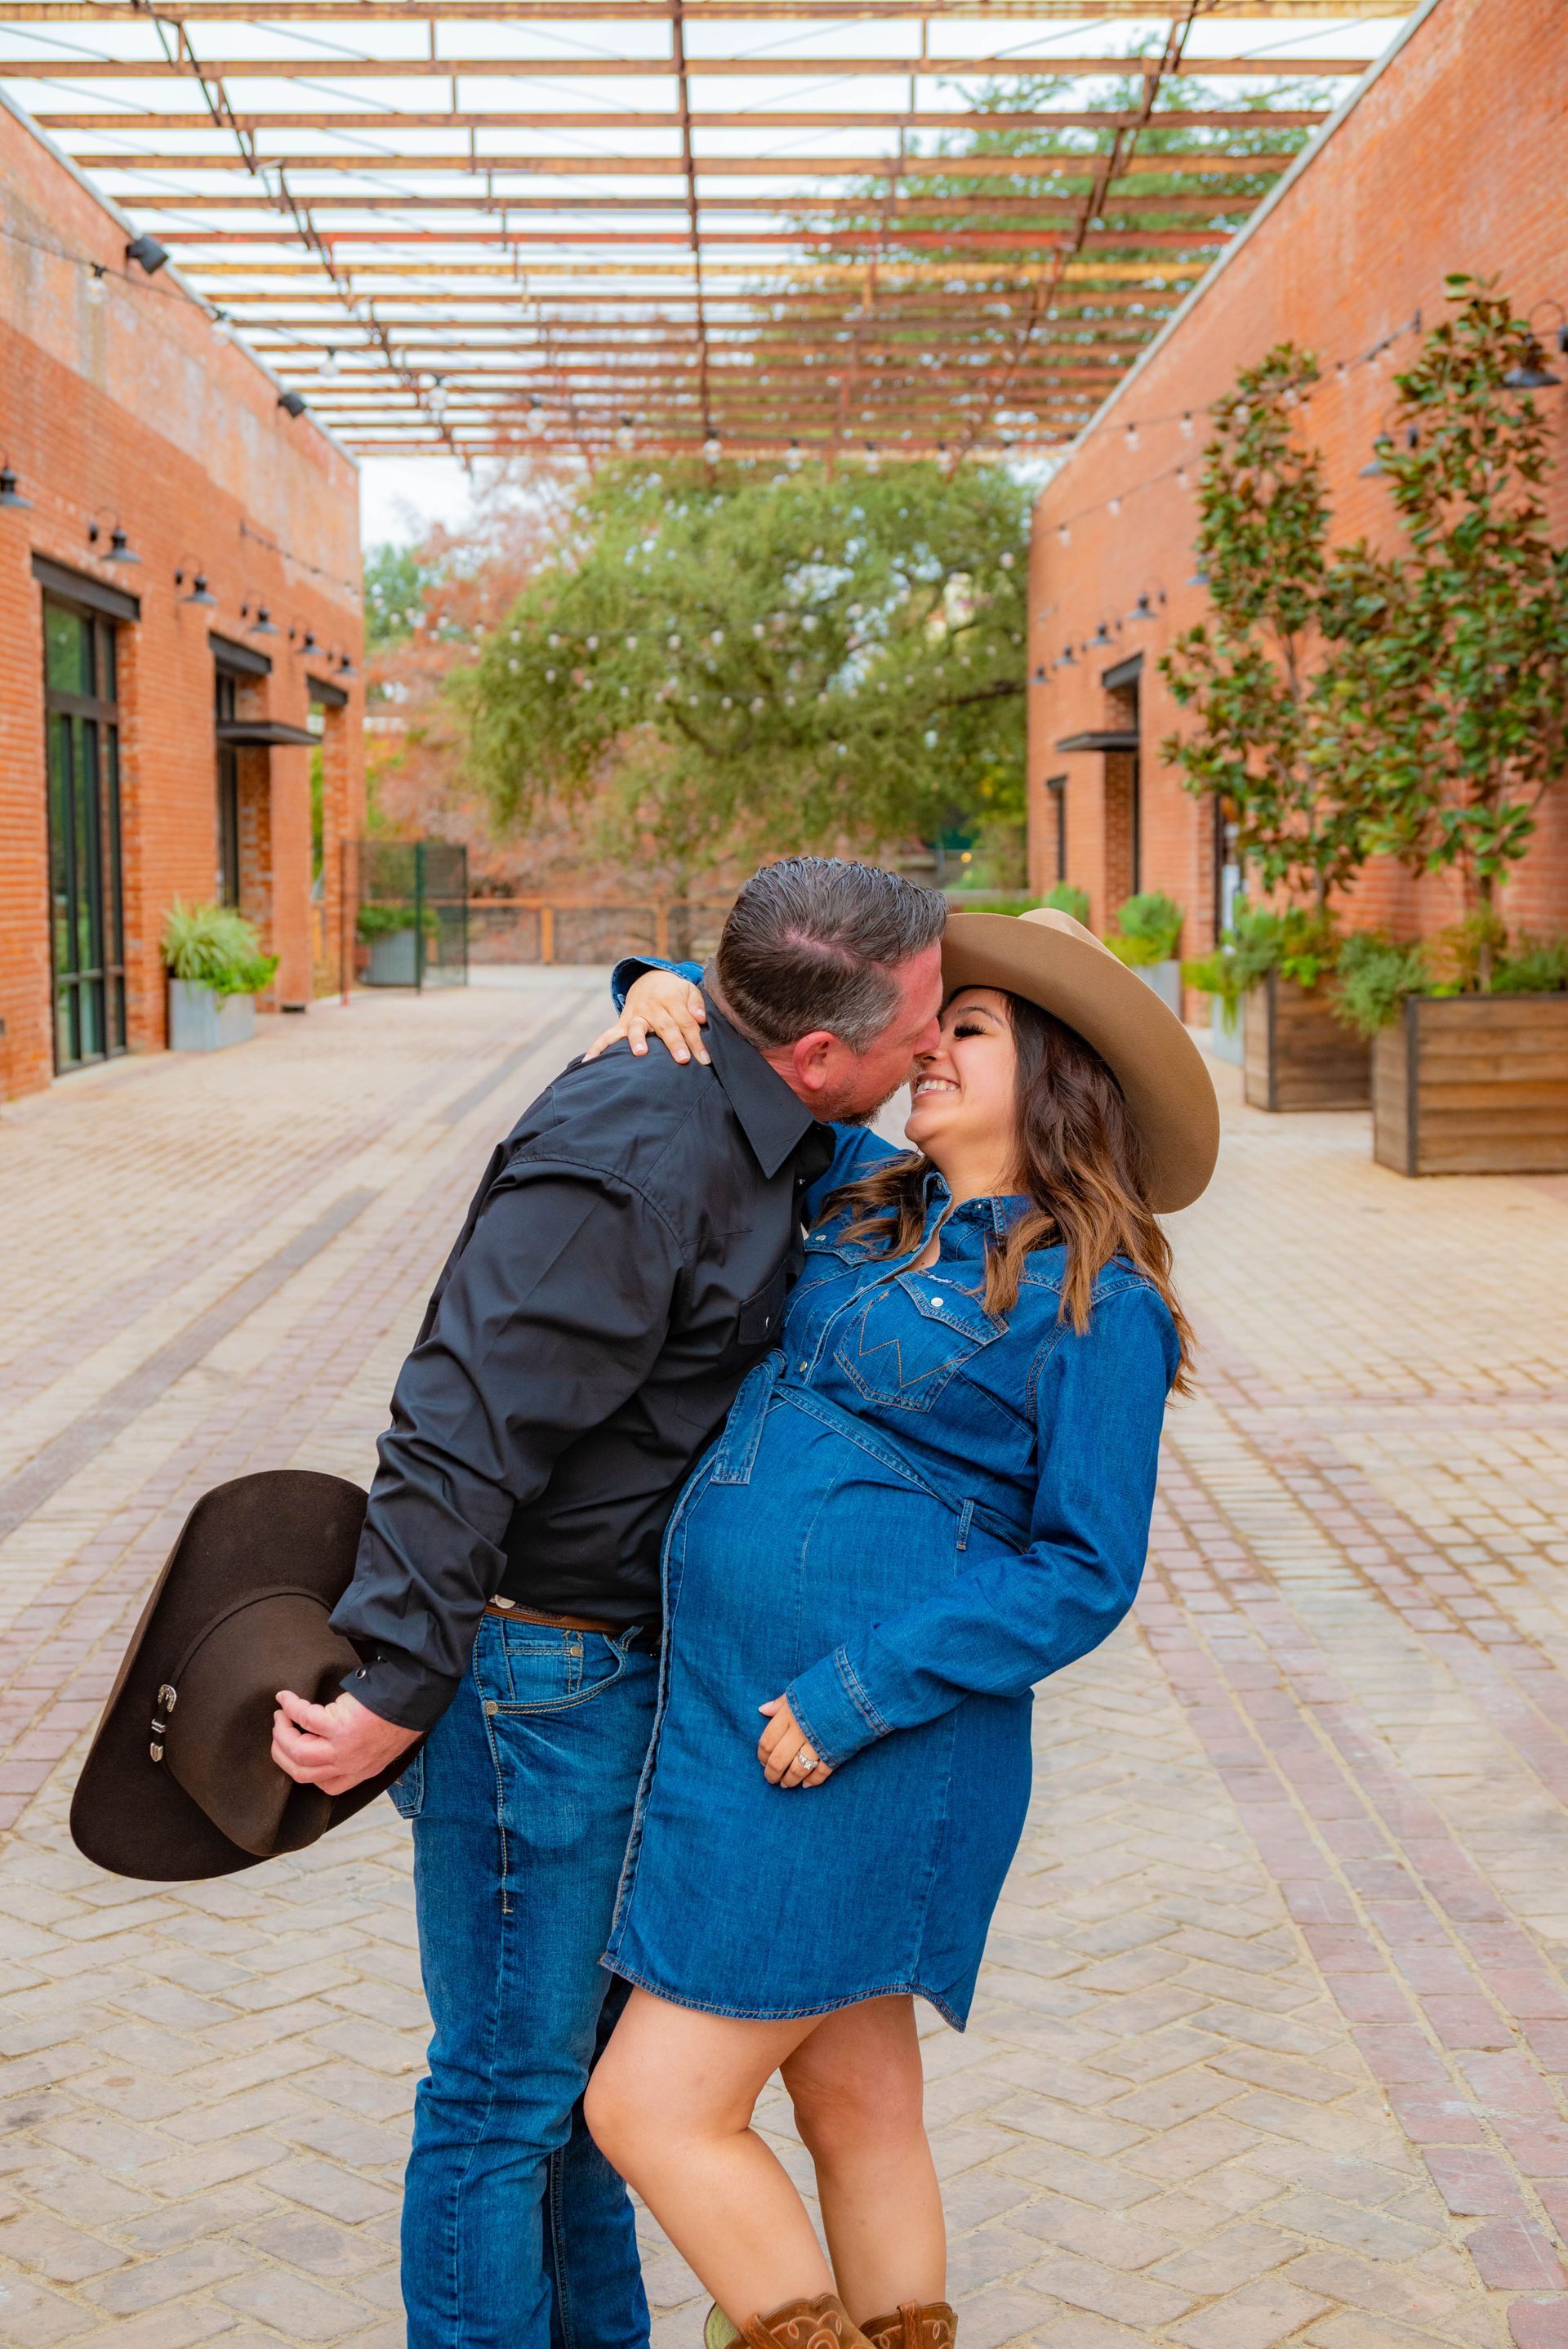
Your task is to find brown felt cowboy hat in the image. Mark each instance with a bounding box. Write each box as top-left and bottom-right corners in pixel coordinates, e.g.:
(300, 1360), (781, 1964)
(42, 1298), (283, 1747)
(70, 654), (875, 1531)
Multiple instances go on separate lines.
(940, 907), (1220, 1214)
(71, 1469), (408, 1883)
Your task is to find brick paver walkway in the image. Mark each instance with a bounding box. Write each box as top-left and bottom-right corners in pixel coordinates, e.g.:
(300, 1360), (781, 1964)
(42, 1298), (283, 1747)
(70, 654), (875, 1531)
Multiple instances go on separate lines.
(2, 978), (1568, 2349)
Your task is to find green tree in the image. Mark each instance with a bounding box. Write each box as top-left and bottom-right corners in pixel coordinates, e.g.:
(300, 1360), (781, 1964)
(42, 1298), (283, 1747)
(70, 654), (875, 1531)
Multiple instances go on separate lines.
(789, 62), (1325, 452)
(1159, 344), (1365, 911)
(1317, 278), (1568, 981)
(363, 542), (433, 654)
(464, 457), (1029, 878)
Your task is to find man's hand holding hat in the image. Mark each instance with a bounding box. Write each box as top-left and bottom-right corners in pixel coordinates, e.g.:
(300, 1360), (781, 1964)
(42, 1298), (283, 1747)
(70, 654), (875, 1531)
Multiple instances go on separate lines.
(273, 1687), (421, 1799)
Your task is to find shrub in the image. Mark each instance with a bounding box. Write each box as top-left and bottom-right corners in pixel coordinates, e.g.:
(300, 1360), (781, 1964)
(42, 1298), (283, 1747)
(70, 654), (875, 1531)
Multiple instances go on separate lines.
(1493, 934), (1568, 996)
(356, 902), (440, 942)
(1330, 933), (1428, 1037)
(160, 900), (278, 998)
(1183, 902), (1339, 1019)
(1039, 882), (1091, 927)
(1107, 891), (1183, 967)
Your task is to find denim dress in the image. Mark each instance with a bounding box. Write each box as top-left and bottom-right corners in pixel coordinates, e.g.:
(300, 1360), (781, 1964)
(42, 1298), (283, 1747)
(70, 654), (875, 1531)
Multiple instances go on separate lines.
(604, 1129), (1179, 2029)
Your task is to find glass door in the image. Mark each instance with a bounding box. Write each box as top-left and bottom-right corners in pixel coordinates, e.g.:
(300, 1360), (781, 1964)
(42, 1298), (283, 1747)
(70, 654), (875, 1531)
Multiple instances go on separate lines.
(44, 600), (126, 1072)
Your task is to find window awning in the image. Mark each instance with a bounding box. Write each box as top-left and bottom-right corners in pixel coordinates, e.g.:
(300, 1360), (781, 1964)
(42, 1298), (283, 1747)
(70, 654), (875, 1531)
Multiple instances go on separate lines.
(216, 719), (318, 748)
(1054, 729), (1140, 752)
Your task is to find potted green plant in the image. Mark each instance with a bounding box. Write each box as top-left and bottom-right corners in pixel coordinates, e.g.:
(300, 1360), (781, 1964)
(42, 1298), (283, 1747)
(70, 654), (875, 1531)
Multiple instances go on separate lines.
(1161, 345), (1376, 1109)
(1183, 903), (1366, 1108)
(1315, 279), (1568, 1173)
(1039, 882), (1091, 925)
(1107, 891), (1184, 1014)
(1333, 921), (1568, 1174)
(357, 900), (440, 987)
(162, 900), (278, 1052)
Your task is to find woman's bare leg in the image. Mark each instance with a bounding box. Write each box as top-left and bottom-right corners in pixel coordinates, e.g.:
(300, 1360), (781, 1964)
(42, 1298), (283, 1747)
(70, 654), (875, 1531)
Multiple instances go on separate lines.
(586, 1987), (833, 2324)
(782, 1996), (944, 2324)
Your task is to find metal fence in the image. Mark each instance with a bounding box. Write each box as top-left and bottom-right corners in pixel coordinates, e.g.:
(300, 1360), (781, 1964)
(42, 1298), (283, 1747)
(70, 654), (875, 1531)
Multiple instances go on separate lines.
(466, 899), (735, 967)
(341, 840), (470, 992)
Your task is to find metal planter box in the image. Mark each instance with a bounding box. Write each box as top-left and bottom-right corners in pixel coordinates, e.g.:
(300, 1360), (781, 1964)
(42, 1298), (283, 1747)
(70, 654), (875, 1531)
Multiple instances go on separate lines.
(1133, 959), (1183, 1017)
(167, 978), (256, 1053)
(1208, 1001), (1244, 1066)
(367, 928), (419, 987)
(1243, 971), (1370, 1112)
(1373, 994), (1568, 1175)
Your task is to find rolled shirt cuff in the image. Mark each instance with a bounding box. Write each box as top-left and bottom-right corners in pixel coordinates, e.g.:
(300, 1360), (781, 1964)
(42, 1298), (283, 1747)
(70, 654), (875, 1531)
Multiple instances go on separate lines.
(785, 1647), (892, 1772)
(337, 1649), (461, 1735)
(610, 953), (681, 1010)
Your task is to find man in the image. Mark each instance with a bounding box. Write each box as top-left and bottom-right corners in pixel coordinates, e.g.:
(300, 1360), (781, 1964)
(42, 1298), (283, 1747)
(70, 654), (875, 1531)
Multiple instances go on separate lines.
(272, 858), (946, 2349)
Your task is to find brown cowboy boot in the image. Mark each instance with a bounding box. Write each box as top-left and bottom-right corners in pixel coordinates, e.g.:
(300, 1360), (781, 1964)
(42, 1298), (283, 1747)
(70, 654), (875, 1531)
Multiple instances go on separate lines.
(736, 2294), (880, 2349)
(859, 2303), (957, 2349)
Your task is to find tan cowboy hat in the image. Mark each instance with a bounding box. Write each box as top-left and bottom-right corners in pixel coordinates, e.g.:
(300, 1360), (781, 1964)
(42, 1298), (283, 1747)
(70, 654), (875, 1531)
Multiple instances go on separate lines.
(939, 907), (1220, 1213)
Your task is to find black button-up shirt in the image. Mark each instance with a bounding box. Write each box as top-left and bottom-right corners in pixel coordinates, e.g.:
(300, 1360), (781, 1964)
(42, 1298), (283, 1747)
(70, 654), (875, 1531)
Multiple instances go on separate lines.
(331, 995), (833, 1731)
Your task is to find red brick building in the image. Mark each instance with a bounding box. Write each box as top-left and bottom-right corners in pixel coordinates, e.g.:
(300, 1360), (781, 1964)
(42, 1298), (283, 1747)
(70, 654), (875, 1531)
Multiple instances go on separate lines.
(0, 94), (364, 1100)
(1027, 0), (1567, 978)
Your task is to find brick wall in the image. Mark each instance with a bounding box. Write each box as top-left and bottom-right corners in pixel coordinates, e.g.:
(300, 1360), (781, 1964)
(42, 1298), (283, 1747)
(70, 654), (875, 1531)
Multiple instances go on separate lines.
(0, 98), (364, 1100)
(1027, 0), (1568, 977)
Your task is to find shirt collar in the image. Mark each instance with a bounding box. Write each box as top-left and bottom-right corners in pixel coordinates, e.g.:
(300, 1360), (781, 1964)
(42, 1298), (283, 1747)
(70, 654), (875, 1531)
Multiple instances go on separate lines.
(701, 988), (818, 1180)
(918, 1170), (1035, 1243)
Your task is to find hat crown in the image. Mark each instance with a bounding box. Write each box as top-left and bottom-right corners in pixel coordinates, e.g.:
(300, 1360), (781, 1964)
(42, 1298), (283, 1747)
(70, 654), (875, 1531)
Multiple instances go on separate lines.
(161, 1587), (361, 1859)
(1017, 906), (1114, 959)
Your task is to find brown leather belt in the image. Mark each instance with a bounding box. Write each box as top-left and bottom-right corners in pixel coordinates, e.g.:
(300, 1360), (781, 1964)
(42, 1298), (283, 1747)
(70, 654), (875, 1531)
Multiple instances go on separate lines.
(485, 1598), (625, 1638)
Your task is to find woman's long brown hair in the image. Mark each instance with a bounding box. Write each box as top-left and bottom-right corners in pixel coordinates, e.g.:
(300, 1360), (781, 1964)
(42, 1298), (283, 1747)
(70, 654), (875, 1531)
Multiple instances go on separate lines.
(832, 991), (1196, 1395)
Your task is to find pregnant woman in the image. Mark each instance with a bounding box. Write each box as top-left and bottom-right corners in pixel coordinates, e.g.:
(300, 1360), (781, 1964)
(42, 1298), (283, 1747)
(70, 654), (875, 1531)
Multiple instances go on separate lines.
(584, 907), (1218, 2349)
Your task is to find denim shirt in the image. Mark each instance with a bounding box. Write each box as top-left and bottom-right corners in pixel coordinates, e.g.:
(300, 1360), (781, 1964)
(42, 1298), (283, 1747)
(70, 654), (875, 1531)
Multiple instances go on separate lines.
(609, 956), (1182, 1771)
(769, 1123), (1179, 1769)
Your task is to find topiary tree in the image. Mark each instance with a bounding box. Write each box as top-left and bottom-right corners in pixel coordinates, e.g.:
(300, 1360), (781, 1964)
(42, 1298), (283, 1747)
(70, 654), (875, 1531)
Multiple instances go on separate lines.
(1159, 344), (1370, 917)
(1316, 277), (1568, 986)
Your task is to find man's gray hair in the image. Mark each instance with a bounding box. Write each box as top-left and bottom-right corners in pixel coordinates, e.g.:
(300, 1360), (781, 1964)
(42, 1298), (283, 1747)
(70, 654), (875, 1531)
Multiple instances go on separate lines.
(716, 857), (947, 1053)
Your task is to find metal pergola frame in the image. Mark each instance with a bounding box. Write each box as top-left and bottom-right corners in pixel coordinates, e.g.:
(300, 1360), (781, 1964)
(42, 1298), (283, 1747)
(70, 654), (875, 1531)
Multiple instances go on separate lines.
(0, 2), (1411, 466)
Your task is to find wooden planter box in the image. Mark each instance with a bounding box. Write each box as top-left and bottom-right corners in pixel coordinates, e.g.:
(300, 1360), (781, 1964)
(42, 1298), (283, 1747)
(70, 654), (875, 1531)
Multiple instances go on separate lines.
(1373, 994), (1568, 1175)
(1243, 972), (1371, 1112)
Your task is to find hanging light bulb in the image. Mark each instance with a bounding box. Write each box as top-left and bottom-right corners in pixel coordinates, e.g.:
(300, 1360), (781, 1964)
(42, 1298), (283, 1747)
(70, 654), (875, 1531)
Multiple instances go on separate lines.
(1125, 422), (1140, 452)
(1057, 523), (1071, 547)
(428, 377), (450, 420)
(702, 435), (722, 463)
(1176, 466), (1190, 493)
(615, 414), (635, 448)
(786, 439), (804, 471)
(1179, 412), (1194, 439)
(319, 346), (340, 381)
(85, 265), (107, 308)
(1107, 495), (1121, 518)
(211, 309), (234, 345)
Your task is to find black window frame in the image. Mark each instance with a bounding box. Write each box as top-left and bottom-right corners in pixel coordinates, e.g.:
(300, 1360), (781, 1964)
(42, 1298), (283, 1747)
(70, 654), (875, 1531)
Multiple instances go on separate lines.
(42, 593), (127, 1074)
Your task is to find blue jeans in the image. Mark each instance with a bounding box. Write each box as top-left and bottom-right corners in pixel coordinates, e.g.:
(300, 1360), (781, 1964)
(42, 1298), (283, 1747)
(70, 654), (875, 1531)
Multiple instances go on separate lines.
(393, 1614), (659, 2349)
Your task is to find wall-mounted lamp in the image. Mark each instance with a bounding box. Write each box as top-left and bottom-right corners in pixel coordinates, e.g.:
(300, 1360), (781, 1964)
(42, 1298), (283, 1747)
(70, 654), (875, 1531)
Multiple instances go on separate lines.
(1503, 337), (1562, 390)
(0, 463), (33, 511)
(1125, 591), (1166, 625)
(176, 560), (218, 608)
(1187, 561), (1210, 588)
(87, 513), (139, 566)
(1091, 622), (1113, 647)
(1054, 644), (1077, 669)
(278, 389), (309, 420)
(126, 234), (169, 276)
(242, 601), (279, 636)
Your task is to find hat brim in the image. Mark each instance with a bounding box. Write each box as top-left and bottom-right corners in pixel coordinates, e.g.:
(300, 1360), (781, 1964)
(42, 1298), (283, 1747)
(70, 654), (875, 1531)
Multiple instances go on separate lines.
(940, 913), (1220, 1213)
(70, 1469), (402, 1882)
